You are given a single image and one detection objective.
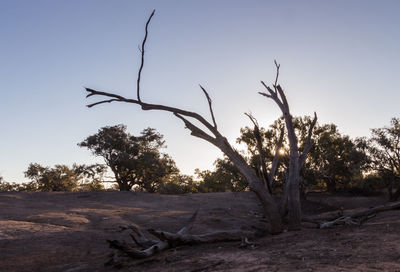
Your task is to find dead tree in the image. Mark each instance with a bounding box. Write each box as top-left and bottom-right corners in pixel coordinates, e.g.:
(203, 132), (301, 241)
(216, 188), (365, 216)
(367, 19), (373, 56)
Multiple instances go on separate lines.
(85, 11), (316, 236)
(245, 113), (284, 194)
(85, 10), (282, 234)
(259, 62), (317, 230)
(107, 211), (258, 264)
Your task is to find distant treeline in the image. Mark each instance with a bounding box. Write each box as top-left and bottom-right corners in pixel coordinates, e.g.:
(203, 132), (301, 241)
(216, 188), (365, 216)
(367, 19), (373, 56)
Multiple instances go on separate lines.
(1, 117), (399, 200)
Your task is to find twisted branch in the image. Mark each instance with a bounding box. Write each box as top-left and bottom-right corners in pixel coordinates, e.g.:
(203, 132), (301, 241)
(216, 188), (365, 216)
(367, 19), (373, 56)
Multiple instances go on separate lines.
(200, 85), (218, 129)
(137, 9), (155, 102)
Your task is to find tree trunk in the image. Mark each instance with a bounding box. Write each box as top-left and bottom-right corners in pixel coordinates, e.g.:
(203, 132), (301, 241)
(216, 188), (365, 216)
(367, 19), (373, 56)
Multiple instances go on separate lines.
(286, 157), (301, 230)
(219, 141), (282, 234)
(282, 111), (302, 230)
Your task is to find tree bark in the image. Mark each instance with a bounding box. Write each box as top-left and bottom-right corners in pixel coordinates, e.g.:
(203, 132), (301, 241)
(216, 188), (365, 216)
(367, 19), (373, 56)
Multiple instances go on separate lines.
(216, 137), (283, 234)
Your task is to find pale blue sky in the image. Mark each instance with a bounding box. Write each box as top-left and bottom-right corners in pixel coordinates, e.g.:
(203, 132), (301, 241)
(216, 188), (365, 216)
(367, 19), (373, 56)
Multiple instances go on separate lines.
(1, 0), (399, 182)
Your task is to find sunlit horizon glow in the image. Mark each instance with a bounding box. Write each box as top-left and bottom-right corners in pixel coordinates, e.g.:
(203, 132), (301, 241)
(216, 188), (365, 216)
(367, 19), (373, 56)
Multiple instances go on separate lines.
(1, 0), (400, 183)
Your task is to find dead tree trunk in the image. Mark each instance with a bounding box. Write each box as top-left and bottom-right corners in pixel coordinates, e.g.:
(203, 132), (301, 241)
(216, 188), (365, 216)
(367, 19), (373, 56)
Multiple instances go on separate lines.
(259, 61), (317, 230)
(84, 10), (283, 234)
(107, 211), (258, 265)
(315, 201), (400, 228)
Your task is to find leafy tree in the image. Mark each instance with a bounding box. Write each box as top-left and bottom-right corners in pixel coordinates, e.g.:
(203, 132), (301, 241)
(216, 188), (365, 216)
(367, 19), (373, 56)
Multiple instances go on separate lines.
(157, 174), (198, 194)
(196, 157), (248, 192)
(304, 123), (368, 193)
(24, 163), (105, 192)
(79, 125), (178, 192)
(0, 176), (17, 192)
(213, 117), (368, 195)
(368, 118), (400, 200)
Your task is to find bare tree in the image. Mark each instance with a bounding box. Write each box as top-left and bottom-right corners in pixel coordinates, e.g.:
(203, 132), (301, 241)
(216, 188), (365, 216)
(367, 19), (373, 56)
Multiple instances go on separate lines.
(85, 11), (317, 234)
(259, 62), (317, 230)
(83, 11), (400, 263)
(85, 10), (283, 234)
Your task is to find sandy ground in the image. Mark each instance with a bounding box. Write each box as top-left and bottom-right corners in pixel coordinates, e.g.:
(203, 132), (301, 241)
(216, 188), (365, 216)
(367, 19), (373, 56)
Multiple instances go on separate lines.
(0, 191), (399, 272)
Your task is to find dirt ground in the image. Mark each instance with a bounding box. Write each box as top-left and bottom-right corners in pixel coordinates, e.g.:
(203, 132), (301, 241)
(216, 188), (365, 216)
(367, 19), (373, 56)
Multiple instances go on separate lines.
(0, 191), (399, 272)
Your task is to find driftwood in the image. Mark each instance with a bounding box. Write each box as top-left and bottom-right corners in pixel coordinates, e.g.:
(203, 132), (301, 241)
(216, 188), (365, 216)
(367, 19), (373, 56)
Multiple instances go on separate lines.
(107, 211), (257, 264)
(303, 201), (400, 228)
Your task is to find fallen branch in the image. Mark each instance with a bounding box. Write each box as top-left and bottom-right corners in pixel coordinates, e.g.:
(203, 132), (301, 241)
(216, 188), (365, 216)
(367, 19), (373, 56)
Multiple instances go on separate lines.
(107, 211), (258, 264)
(312, 201), (400, 229)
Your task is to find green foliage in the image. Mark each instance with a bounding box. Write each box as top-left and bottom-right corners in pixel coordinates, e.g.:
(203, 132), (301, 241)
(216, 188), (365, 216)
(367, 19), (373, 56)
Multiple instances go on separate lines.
(79, 125), (178, 192)
(0, 176), (21, 192)
(24, 163), (106, 192)
(195, 157), (248, 192)
(0, 180), (39, 192)
(367, 118), (400, 199)
(157, 174), (199, 194)
(197, 116), (371, 195)
(304, 123), (368, 192)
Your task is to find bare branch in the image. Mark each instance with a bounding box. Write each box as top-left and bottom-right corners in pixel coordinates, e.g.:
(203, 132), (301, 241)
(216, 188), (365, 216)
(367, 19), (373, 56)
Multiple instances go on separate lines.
(174, 113), (217, 144)
(268, 126), (285, 187)
(260, 81), (276, 96)
(260, 81), (285, 111)
(199, 85), (218, 129)
(137, 9), (155, 102)
(86, 87), (128, 100)
(148, 229), (256, 244)
(87, 99), (122, 108)
(299, 112), (318, 167)
(245, 112), (271, 192)
(85, 87), (220, 137)
(318, 201), (400, 228)
(276, 85), (290, 111)
(273, 60), (280, 93)
(258, 92), (272, 98)
(244, 112), (259, 128)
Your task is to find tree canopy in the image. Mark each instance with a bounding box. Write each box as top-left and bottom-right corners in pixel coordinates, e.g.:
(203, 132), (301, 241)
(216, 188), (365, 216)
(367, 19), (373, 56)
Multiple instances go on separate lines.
(79, 125), (178, 192)
(304, 123), (367, 193)
(23, 163), (106, 192)
(367, 118), (400, 200)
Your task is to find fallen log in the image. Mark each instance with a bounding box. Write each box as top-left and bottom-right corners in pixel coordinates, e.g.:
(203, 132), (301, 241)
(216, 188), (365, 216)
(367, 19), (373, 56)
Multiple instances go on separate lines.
(106, 211), (258, 265)
(314, 201), (400, 229)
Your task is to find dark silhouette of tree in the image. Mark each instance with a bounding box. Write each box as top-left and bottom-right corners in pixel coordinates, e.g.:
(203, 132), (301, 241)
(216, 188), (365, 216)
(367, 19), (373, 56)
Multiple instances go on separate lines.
(303, 123), (367, 193)
(79, 125), (177, 192)
(157, 174), (198, 194)
(195, 157), (248, 192)
(368, 118), (400, 201)
(237, 118), (286, 193)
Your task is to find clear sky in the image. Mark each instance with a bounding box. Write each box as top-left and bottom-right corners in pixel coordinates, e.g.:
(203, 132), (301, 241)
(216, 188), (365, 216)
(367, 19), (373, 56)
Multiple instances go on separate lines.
(1, 0), (399, 182)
